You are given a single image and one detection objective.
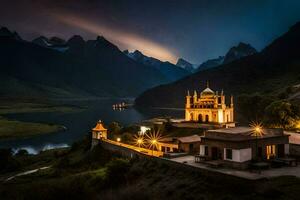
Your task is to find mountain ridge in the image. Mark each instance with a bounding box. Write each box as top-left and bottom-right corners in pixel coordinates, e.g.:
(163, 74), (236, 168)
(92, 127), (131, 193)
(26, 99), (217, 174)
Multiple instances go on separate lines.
(124, 50), (190, 82)
(135, 22), (300, 108)
(0, 27), (170, 99)
(197, 42), (257, 71)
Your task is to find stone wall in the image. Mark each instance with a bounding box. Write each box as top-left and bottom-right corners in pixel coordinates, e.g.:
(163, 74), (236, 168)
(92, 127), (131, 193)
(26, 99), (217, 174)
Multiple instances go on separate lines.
(97, 139), (253, 180)
(290, 144), (300, 157)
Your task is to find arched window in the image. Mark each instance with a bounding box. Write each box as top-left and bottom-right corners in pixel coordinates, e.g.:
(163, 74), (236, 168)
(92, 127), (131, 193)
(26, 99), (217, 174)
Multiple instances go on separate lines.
(198, 114), (203, 122)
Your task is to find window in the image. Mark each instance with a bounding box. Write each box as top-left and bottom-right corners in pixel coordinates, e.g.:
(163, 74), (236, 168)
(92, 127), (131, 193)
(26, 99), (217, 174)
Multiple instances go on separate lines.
(226, 148), (232, 160)
(266, 145), (276, 159)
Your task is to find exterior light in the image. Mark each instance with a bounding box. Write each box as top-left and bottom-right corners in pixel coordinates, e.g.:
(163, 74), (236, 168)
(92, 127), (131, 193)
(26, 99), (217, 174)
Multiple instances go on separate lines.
(117, 137), (121, 142)
(250, 121), (264, 161)
(133, 135), (145, 147)
(145, 128), (163, 156)
(255, 127), (261, 134)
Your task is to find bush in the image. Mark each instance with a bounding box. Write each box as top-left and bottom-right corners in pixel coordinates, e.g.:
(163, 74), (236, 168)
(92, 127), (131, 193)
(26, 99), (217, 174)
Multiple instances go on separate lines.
(237, 93), (274, 121)
(264, 100), (300, 129)
(105, 158), (130, 186)
(108, 122), (122, 135)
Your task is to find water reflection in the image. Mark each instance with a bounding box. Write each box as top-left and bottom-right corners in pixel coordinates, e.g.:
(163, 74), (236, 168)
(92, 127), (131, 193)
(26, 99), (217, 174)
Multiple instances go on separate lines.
(12, 143), (69, 155)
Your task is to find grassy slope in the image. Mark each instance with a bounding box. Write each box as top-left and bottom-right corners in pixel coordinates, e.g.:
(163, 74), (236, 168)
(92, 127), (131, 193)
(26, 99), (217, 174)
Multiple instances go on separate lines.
(0, 100), (83, 114)
(1, 139), (300, 200)
(0, 116), (63, 140)
(0, 100), (83, 139)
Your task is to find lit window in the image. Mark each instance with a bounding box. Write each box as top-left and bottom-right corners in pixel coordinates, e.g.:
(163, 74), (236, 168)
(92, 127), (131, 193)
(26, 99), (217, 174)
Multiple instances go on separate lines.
(266, 145), (276, 159)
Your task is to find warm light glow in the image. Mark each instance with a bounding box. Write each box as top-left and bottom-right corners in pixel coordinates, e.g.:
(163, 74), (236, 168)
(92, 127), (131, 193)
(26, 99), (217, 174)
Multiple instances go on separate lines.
(218, 109), (224, 123)
(140, 126), (151, 135)
(296, 121), (300, 129)
(133, 134), (145, 147)
(250, 121), (264, 137)
(145, 128), (163, 150)
(117, 137), (121, 142)
(53, 13), (178, 63)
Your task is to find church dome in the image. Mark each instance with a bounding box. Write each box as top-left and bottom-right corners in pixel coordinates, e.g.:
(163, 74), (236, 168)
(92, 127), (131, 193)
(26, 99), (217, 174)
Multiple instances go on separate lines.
(201, 87), (215, 96)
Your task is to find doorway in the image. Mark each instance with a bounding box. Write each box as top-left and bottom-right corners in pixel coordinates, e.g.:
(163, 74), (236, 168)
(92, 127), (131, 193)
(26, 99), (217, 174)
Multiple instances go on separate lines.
(277, 144), (285, 158)
(211, 147), (218, 160)
(205, 115), (209, 122)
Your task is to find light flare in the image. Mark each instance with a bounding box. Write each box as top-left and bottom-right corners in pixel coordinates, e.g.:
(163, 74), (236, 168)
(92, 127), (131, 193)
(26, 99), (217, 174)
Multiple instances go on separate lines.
(250, 121), (264, 137)
(53, 13), (178, 63)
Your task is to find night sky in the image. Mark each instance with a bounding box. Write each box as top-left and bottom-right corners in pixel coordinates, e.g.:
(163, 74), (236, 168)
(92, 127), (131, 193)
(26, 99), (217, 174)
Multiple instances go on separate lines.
(1, 0), (300, 64)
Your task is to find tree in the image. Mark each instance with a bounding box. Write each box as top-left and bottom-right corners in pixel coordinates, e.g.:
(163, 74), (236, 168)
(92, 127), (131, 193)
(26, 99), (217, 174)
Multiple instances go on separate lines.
(264, 100), (300, 129)
(237, 93), (273, 121)
(108, 122), (122, 135)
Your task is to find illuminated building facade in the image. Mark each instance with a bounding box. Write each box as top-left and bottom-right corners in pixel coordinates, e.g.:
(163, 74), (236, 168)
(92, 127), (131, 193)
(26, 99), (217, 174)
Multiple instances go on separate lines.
(185, 82), (234, 124)
(92, 120), (107, 139)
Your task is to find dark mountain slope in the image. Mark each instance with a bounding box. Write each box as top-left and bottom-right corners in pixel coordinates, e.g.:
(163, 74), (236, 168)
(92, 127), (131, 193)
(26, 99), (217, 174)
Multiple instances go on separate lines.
(197, 43), (256, 71)
(0, 30), (169, 99)
(135, 22), (300, 108)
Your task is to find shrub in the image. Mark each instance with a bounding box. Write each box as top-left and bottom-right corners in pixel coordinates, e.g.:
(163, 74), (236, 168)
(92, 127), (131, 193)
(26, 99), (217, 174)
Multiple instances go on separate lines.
(105, 158), (130, 186)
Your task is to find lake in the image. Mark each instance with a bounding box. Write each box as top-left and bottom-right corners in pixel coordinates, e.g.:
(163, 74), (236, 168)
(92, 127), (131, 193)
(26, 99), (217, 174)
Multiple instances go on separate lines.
(0, 98), (184, 154)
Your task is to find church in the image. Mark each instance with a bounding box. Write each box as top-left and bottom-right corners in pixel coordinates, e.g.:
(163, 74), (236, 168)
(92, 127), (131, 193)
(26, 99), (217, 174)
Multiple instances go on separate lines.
(185, 82), (234, 125)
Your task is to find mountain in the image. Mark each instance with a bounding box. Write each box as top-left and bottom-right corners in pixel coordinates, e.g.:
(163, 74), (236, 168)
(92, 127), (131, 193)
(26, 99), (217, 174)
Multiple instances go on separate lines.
(124, 50), (190, 82)
(223, 42), (257, 64)
(135, 22), (300, 108)
(0, 27), (169, 99)
(0, 27), (22, 40)
(197, 42), (257, 71)
(197, 56), (224, 71)
(176, 58), (195, 73)
(32, 36), (69, 52)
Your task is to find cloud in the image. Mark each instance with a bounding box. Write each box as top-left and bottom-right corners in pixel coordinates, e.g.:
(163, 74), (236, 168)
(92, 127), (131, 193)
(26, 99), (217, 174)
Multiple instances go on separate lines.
(53, 13), (178, 63)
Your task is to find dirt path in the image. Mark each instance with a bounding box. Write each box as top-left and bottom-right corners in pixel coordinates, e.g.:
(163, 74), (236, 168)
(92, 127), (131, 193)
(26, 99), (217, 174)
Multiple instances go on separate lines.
(4, 166), (51, 182)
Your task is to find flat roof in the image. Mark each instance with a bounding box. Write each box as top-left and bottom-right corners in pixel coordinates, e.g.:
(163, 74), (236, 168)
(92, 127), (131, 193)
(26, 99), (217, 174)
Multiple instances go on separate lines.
(285, 131), (300, 145)
(177, 135), (201, 143)
(207, 127), (252, 134)
(204, 126), (286, 141)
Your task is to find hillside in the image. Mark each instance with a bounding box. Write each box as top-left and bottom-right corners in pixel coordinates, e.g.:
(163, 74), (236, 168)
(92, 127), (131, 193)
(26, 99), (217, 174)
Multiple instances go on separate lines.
(135, 22), (300, 108)
(0, 27), (169, 99)
(1, 139), (300, 200)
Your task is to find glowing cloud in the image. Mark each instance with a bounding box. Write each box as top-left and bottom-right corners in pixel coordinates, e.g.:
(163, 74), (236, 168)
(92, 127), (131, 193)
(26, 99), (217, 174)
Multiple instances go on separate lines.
(53, 13), (178, 63)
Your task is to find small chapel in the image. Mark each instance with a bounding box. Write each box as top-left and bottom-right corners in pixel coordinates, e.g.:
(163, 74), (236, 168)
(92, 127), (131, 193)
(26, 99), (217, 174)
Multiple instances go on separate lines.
(185, 82), (234, 125)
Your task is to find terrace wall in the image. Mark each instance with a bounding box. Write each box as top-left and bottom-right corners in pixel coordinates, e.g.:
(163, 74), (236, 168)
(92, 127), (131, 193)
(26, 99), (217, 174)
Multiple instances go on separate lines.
(96, 139), (254, 181)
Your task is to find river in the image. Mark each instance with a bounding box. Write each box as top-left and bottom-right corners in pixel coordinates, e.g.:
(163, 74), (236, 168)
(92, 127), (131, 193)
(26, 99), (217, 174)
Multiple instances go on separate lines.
(0, 98), (184, 154)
